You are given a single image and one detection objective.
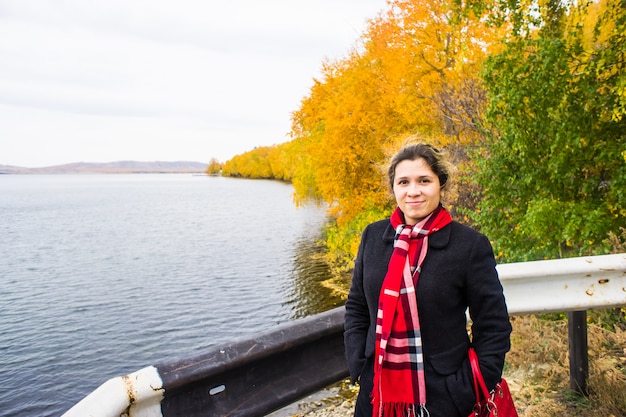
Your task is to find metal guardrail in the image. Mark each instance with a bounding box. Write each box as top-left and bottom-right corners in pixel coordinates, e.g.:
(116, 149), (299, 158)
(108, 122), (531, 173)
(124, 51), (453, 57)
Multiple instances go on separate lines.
(62, 253), (626, 417)
(497, 253), (626, 315)
(61, 307), (347, 417)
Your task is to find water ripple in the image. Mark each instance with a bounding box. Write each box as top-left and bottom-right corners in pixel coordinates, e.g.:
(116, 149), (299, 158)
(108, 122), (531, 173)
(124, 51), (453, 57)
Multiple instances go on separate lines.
(0, 175), (334, 417)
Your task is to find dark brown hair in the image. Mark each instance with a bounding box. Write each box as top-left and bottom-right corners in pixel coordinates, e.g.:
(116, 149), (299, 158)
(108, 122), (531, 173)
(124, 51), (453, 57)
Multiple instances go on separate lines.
(387, 143), (451, 191)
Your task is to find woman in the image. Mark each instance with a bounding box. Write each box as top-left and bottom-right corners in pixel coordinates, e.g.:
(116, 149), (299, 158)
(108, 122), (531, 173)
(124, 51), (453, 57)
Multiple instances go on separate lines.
(344, 143), (512, 417)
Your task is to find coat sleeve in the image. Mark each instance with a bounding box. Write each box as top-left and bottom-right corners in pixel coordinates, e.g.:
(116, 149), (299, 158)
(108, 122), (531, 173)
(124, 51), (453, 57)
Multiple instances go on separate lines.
(344, 225), (372, 383)
(466, 233), (512, 390)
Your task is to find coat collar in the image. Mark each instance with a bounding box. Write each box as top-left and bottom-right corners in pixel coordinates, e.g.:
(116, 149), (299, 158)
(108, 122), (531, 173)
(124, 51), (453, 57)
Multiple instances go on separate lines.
(382, 220), (452, 249)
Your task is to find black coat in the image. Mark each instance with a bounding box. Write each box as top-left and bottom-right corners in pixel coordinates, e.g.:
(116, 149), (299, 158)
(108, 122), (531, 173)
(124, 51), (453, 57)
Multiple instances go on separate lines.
(344, 219), (512, 417)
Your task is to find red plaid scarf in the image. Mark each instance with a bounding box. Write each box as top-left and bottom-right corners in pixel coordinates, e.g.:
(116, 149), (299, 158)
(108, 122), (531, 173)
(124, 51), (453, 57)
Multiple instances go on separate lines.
(372, 205), (452, 417)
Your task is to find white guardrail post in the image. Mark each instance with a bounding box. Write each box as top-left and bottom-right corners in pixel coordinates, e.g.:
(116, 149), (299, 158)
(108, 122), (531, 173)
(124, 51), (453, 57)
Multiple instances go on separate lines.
(497, 252), (626, 394)
(61, 366), (164, 417)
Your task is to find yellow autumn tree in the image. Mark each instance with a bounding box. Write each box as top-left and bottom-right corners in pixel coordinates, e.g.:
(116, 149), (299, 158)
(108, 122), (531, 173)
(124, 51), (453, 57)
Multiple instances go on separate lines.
(287, 0), (509, 277)
(205, 158), (222, 175)
(292, 0), (508, 215)
(221, 146), (274, 179)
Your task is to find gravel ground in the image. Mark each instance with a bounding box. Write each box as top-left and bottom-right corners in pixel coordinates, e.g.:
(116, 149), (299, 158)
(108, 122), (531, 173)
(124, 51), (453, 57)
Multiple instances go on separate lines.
(297, 400), (355, 417)
(268, 383), (356, 417)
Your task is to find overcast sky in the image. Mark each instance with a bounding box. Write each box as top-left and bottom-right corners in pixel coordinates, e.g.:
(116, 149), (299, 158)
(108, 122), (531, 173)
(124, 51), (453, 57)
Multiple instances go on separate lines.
(0, 0), (386, 168)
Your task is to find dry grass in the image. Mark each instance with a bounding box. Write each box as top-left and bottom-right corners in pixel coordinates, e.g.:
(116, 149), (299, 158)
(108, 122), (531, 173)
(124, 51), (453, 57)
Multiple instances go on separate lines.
(506, 314), (626, 417)
(298, 313), (626, 417)
(295, 311), (626, 417)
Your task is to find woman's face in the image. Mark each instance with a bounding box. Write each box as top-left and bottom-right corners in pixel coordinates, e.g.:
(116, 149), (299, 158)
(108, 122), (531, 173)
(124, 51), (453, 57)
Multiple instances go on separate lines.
(393, 158), (442, 225)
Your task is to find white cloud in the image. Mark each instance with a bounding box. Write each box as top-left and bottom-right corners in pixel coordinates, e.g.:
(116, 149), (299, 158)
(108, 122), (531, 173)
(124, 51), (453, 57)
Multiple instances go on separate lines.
(0, 0), (386, 167)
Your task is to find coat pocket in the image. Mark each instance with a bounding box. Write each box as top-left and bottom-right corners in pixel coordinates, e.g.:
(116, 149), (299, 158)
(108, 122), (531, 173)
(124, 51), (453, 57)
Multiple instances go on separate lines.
(428, 342), (468, 375)
(429, 342), (475, 415)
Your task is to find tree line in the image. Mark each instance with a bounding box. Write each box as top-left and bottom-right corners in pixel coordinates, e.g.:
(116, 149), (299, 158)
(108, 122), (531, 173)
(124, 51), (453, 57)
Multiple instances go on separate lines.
(215, 0), (626, 276)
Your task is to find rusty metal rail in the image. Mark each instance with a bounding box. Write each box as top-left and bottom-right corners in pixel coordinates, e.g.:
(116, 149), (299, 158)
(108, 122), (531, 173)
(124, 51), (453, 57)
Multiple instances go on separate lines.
(62, 253), (626, 417)
(157, 307), (347, 417)
(61, 307), (348, 417)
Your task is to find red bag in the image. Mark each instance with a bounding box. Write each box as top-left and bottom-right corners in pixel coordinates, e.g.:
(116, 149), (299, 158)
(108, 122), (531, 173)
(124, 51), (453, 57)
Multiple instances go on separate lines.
(468, 348), (519, 417)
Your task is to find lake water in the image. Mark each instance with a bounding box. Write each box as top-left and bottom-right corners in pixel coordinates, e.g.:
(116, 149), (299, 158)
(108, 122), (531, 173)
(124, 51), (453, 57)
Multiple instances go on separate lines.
(0, 174), (343, 417)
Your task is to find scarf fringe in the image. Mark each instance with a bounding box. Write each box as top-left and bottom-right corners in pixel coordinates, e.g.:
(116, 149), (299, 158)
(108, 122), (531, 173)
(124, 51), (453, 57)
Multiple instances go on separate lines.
(379, 402), (427, 417)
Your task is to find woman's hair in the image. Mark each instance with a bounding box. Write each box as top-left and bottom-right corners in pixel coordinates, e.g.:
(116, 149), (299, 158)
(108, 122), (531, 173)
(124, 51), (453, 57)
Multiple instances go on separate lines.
(387, 142), (451, 191)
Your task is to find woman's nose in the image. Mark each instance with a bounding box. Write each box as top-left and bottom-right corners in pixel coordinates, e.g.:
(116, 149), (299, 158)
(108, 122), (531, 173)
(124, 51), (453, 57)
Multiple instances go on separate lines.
(408, 183), (420, 195)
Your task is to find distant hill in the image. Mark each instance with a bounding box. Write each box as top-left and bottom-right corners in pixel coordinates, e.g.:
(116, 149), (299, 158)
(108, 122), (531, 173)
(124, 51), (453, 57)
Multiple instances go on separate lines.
(0, 161), (209, 174)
